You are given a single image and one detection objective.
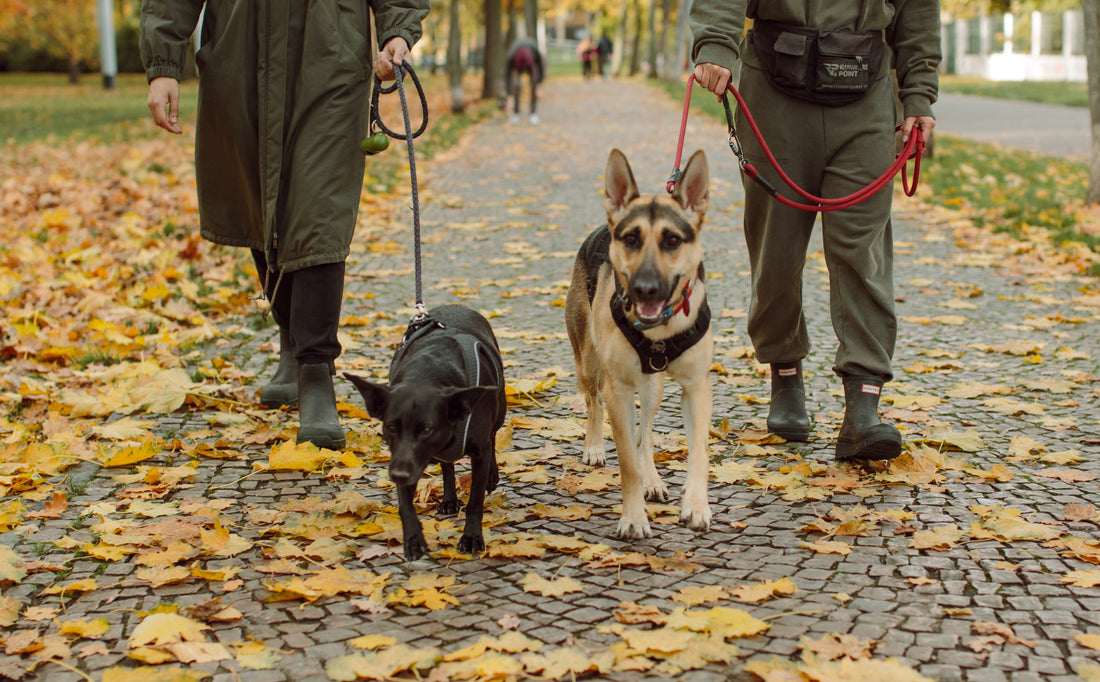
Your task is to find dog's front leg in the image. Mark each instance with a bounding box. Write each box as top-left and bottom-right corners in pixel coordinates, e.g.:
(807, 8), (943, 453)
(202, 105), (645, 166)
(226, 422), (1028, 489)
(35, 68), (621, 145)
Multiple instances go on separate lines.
(637, 373), (669, 503)
(437, 462), (461, 517)
(604, 378), (651, 540)
(397, 483), (430, 560)
(679, 375), (713, 531)
(457, 445), (491, 555)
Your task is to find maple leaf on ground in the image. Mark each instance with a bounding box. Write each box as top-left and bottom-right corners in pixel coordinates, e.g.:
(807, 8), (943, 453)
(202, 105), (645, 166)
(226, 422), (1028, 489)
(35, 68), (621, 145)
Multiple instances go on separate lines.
(671, 584), (730, 606)
(799, 633), (876, 661)
(521, 647), (616, 680)
(727, 577), (797, 603)
(1064, 504), (1100, 523)
(1075, 634), (1100, 650)
(800, 540), (852, 555)
(520, 573), (583, 597)
(57, 617), (111, 639)
(129, 612), (209, 647)
(1063, 569), (1100, 588)
(909, 524), (965, 551)
(0, 545), (26, 584)
(233, 641), (283, 670)
(798, 655), (936, 681)
(665, 606), (770, 638)
(101, 665), (212, 682)
(970, 506), (1062, 543)
(614, 602), (667, 625)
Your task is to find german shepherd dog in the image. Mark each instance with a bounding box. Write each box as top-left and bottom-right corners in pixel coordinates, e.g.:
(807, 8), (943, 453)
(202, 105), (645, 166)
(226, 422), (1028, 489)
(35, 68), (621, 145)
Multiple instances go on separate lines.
(565, 149), (713, 540)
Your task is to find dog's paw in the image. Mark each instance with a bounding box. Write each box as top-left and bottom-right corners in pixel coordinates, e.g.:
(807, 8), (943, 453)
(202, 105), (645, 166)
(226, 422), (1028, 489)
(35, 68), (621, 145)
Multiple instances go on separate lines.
(643, 478), (669, 503)
(581, 443), (606, 466)
(436, 499), (461, 517)
(679, 504), (712, 532)
(457, 533), (485, 556)
(616, 516), (652, 540)
(403, 534), (430, 561)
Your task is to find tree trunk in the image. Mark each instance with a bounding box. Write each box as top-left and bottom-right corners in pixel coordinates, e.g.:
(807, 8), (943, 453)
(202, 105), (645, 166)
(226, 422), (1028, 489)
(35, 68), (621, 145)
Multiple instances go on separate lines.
(447, 0), (465, 113)
(68, 52), (80, 84)
(674, 0), (691, 80)
(1084, 0), (1100, 204)
(482, 0), (505, 100)
(646, 0), (657, 78)
(657, 0), (672, 79)
(524, 0), (538, 42)
(613, 0), (628, 76)
(505, 0), (517, 47)
(628, 0), (643, 76)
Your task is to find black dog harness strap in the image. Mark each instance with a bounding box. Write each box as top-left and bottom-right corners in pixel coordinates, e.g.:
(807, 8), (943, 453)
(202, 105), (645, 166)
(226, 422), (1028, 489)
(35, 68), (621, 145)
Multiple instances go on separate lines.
(611, 296), (711, 373)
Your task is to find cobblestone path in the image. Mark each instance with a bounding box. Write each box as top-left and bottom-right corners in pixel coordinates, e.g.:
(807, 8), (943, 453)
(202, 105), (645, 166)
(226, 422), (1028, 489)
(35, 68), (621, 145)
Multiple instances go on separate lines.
(8, 76), (1100, 682)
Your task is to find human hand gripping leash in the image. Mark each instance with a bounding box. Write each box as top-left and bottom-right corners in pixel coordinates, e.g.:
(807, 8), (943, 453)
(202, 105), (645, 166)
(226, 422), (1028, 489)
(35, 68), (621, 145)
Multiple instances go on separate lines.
(666, 75), (924, 210)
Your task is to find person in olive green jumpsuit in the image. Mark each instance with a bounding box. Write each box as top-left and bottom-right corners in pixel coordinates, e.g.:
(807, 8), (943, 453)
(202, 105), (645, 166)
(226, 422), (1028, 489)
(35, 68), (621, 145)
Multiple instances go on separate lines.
(141, 1), (429, 450)
(689, 1), (940, 461)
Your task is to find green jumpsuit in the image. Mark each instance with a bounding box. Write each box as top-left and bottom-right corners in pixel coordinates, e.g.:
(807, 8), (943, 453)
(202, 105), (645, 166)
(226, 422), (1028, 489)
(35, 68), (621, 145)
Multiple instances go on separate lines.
(690, 1), (940, 381)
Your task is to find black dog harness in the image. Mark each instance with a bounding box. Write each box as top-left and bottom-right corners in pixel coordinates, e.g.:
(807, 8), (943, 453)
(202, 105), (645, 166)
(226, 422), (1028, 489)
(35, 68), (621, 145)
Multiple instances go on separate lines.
(580, 225), (711, 374)
(392, 314), (503, 456)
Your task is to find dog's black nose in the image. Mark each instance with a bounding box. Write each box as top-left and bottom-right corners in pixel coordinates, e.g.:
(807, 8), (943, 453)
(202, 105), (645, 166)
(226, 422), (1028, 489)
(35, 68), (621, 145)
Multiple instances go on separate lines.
(631, 274), (663, 302)
(389, 461), (416, 486)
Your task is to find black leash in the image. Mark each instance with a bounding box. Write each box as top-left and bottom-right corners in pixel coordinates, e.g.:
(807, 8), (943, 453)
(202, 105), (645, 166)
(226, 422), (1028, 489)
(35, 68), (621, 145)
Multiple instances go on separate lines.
(370, 61), (430, 321)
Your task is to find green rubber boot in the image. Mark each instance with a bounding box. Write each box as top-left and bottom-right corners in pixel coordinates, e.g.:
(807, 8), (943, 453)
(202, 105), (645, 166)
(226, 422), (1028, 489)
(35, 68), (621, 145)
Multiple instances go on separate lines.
(767, 361), (811, 442)
(296, 363), (345, 450)
(258, 327), (298, 408)
(835, 375), (902, 461)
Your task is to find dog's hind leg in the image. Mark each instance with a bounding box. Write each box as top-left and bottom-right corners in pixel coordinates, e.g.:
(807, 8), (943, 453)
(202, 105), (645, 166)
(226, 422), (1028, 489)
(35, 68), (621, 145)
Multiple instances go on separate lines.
(636, 373), (669, 502)
(678, 376), (713, 531)
(437, 463), (461, 517)
(604, 378), (651, 540)
(397, 483), (430, 561)
(457, 442), (492, 556)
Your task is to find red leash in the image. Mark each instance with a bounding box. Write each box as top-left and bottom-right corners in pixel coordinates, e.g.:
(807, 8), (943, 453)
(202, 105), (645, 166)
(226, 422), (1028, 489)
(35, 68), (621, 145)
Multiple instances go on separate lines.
(667, 75), (924, 211)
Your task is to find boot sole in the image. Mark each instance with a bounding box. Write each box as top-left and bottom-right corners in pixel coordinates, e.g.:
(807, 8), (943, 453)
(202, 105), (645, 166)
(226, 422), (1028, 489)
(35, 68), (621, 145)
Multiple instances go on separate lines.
(297, 431), (346, 450)
(768, 423), (811, 442)
(835, 435), (902, 461)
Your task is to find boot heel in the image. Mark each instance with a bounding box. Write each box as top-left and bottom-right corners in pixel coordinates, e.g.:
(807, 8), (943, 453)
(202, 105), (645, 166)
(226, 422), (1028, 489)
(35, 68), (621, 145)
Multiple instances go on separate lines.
(835, 376), (901, 461)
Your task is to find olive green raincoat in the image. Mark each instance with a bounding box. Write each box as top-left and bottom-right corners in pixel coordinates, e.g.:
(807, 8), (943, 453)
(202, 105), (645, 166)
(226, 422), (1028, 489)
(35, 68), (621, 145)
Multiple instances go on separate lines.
(140, 1), (429, 273)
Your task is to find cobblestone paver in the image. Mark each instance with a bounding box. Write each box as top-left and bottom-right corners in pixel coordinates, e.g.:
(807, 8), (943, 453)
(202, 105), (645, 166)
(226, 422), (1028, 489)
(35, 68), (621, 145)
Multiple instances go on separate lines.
(8, 76), (1100, 681)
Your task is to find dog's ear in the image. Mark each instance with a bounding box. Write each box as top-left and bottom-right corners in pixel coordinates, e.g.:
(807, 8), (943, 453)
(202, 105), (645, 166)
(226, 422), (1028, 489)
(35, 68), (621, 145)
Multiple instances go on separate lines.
(442, 385), (497, 422)
(672, 149), (709, 219)
(343, 373), (389, 421)
(604, 149), (639, 220)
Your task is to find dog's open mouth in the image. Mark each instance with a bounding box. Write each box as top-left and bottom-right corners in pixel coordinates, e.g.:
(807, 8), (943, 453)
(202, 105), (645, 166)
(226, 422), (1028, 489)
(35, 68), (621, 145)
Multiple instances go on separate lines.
(634, 301), (668, 325)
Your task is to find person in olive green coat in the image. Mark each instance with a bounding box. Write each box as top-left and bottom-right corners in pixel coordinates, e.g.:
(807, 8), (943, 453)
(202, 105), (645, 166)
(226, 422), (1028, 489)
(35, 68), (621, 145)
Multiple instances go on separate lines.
(141, 1), (430, 450)
(689, 1), (940, 461)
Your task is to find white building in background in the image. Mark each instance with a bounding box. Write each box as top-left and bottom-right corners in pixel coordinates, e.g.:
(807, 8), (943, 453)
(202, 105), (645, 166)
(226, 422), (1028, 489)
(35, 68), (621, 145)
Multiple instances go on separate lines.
(941, 9), (1086, 82)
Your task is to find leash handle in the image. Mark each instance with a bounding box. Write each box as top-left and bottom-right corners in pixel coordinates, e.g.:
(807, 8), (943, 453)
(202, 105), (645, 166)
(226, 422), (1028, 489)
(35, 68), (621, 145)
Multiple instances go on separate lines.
(370, 61), (429, 140)
(668, 74), (923, 210)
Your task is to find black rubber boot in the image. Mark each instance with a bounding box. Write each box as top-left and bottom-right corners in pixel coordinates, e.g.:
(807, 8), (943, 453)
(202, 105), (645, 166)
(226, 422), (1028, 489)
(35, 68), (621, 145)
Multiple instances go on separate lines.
(767, 362), (811, 442)
(835, 375), (902, 461)
(258, 327), (298, 408)
(296, 363), (346, 450)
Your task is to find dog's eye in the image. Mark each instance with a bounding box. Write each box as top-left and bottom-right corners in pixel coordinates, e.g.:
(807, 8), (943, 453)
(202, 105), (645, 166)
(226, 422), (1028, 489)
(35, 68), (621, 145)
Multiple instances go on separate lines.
(622, 232), (640, 249)
(421, 425), (432, 436)
(662, 233), (682, 249)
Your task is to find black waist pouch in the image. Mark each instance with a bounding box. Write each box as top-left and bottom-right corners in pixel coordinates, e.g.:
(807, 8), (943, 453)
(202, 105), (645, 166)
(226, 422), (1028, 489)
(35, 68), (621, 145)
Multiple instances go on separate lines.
(752, 20), (884, 106)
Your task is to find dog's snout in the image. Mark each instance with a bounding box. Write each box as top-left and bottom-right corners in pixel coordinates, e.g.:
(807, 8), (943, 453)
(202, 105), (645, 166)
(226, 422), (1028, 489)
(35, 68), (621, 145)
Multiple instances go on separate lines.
(389, 459), (416, 486)
(630, 265), (664, 303)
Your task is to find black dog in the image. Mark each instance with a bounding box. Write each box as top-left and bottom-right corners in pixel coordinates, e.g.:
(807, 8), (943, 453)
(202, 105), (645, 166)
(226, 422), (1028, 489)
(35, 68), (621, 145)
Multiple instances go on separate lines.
(345, 305), (506, 560)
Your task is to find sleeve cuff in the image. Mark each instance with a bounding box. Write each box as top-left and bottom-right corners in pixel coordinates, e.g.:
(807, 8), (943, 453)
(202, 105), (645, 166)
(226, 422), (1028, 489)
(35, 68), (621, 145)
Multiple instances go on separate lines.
(146, 63), (181, 83)
(694, 43), (739, 73)
(901, 94), (935, 119)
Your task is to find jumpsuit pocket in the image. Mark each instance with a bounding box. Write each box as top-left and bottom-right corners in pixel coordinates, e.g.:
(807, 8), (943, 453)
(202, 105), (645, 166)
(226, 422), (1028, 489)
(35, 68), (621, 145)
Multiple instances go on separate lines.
(814, 31), (876, 94)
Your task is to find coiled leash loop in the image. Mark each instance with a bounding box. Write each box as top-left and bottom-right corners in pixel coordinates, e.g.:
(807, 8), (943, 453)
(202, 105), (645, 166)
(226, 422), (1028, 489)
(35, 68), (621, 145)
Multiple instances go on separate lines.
(667, 74), (924, 211)
(370, 61), (431, 322)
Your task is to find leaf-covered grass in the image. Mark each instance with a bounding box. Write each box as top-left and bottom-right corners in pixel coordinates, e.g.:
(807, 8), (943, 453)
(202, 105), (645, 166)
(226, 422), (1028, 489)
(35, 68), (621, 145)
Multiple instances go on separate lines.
(940, 74), (1088, 108)
(921, 135), (1094, 247)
